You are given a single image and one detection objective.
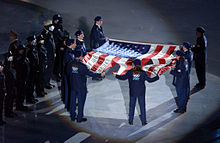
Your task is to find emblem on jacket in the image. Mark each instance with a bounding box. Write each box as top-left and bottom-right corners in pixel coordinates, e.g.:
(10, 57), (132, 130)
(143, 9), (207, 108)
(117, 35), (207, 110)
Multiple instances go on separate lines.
(72, 64), (78, 73)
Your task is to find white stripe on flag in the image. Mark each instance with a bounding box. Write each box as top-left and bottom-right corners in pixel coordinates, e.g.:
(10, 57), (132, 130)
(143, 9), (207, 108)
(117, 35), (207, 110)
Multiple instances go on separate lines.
(96, 55), (116, 73)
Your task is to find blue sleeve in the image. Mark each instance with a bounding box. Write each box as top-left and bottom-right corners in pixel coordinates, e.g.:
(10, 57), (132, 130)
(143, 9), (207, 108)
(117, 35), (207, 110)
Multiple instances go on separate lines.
(116, 71), (131, 80)
(81, 64), (102, 78)
(170, 62), (186, 77)
(94, 30), (105, 45)
(143, 72), (159, 83)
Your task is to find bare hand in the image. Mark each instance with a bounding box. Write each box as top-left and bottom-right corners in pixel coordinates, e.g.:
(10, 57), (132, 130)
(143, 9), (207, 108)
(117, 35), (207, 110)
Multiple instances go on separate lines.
(105, 37), (109, 41)
(101, 72), (105, 77)
(168, 68), (171, 72)
(60, 48), (65, 51)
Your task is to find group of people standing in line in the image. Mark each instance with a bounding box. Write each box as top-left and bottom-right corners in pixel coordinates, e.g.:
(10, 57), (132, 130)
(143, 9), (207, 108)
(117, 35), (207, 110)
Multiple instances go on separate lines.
(0, 13), (207, 126)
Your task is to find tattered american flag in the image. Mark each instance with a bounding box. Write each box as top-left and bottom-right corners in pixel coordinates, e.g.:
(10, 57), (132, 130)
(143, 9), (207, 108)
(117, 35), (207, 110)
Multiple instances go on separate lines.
(82, 39), (180, 77)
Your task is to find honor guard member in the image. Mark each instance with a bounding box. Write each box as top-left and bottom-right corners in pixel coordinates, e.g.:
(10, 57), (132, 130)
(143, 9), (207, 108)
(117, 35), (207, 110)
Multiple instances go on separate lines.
(114, 59), (159, 126)
(67, 50), (105, 122)
(8, 30), (20, 55)
(26, 35), (39, 104)
(0, 62), (6, 125)
(36, 35), (48, 97)
(52, 14), (66, 81)
(13, 44), (29, 111)
(42, 20), (56, 89)
(75, 30), (87, 57)
(191, 26), (207, 89)
(182, 42), (193, 74)
(169, 50), (190, 113)
(90, 16), (109, 51)
(3, 52), (16, 118)
(62, 39), (76, 109)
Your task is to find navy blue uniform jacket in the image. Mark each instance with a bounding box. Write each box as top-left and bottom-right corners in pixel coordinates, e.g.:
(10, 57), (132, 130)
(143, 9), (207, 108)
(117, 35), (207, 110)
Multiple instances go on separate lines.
(116, 70), (159, 96)
(90, 24), (106, 50)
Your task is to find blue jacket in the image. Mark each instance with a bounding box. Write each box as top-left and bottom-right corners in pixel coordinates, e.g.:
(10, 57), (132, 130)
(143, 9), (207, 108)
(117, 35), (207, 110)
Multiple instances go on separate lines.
(66, 59), (101, 92)
(170, 59), (189, 89)
(62, 47), (74, 75)
(76, 39), (87, 57)
(184, 50), (193, 73)
(116, 70), (159, 96)
(90, 24), (106, 50)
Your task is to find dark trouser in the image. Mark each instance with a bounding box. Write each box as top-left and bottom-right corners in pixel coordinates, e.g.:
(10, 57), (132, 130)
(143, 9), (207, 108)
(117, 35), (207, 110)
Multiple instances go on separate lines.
(16, 80), (25, 108)
(0, 92), (4, 121)
(44, 60), (54, 86)
(70, 90), (87, 121)
(5, 82), (15, 114)
(176, 88), (189, 111)
(129, 95), (146, 123)
(36, 72), (45, 96)
(63, 75), (70, 109)
(26, 70), (37, 100)
(195, 60), (206, 86)
(54, 50), (64, 78)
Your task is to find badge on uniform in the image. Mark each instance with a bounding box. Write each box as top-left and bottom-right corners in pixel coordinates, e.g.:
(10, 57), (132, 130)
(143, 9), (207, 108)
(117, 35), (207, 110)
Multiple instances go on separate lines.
(72, 64), (78, 73)
(133, 73), (140, 80)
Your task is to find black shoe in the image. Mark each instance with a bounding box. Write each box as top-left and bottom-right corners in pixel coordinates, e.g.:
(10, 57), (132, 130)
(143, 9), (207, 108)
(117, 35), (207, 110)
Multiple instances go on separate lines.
(26, 99), (37, 104)
(45, 85), (53, 89)
(77, 118), (87, 123)
(71, 117), (76, 122)
(49, 83), (55, 88)
(92, 77), (103, 81)
(142, 122), (148, 126)
(34, 98), (39, 102)
(129, 121), (133, 125)
(174, 109), (185, 114)
(16, 105), (28, 111)
(0, 120), (6, 126)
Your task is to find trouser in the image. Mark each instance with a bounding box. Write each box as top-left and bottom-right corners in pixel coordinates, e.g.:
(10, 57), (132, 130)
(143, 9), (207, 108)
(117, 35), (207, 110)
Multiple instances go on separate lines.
(176, 88), (189, 111)
(5, 83), (15, 114)
(129, 95), (146, 123)
(69, 90), (87, 121)
(44, 60), (54, 86)
(0, 92), (4, 121)
(16, 80), (25, 108)
(195, 60), (206, 86)
(26, 70), (37, 100)
(63, 75), (70, 109)
(36, 72), (45, 97)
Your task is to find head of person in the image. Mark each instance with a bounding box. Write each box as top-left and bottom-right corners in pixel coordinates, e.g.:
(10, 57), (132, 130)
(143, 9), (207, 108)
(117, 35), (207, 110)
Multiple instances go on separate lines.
(176, 50), (185, 61)
(196, 26), (205, 37)
(94, 16), (103, 26)
(182, 42), (191, 51)
(75, 29), (84, 40)
(44, 20), (54, 32)
(66, 39), (76, 49)
(74, 50), (83, 59)
(53, 14), (62, 24)
(0, 62), (4, 71)
(9, 30), (18, 41)
(17, 44), (26, 55)
(36, 35), (44, 45)
(132, 59), (143, 73)
(26, 35), (37, 46)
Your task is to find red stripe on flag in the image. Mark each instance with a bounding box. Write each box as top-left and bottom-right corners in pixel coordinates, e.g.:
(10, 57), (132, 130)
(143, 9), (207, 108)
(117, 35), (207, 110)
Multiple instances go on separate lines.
(158, 46), (176, 64)
(141, 45), (163, 66)
(157, 59), (176, 75)
(102, 56), (122, 73)
(82, 51), (96, 64)
(90, 54), (109, 72)
(120, 59), (135, 75)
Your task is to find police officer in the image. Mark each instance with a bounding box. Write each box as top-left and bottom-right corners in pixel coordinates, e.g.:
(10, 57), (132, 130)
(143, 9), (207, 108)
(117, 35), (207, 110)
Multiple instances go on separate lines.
(75, 30), (87, 57)
(90, 16), (109, 51)
(13, 44), (29, 111)
(66, 50), (105, 122)
(36, 35), (48, 97)
(169, 50), (190, 113)
(0, 62), (6, 125)
(26, 35), (39, 104)
(53, 14), (67, 81)
(114, 59), (159, 125)
(42, 20), (56, 89)
(182, 42), (193, 74)
(62, 39), (76, 109)
(8, 30), (20, 55)
(3, 52), (16, 117)
(191, 26), (207, 89)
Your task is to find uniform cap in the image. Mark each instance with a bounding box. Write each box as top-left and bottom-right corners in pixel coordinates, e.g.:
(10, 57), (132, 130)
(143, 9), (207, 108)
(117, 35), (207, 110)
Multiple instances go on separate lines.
(75, 29), (83, 37)
(26, 35), (36, 42)
(66, 39), (75, 46)
(196, 26), (205, 33)
(176, 50), (184, 56)
(53, 14), (62, 21)
(183, 42), (191, 49)
(94, 16), (103, 21)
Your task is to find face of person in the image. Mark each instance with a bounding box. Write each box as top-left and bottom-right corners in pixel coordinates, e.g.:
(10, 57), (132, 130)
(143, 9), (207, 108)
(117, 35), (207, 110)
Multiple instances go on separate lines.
(176, 55), (180, 60)
(182, 46), (187, 51)
(18, 49), (24, 55)
(0, 66), (3, 71)
(70, 42), (77, 49)
(196, 31), (202, 37)
(53, 19), (59, 24)
(9, 35), (16, 41)
(96, 20), (103, 26)
(78, 33), (84, 40)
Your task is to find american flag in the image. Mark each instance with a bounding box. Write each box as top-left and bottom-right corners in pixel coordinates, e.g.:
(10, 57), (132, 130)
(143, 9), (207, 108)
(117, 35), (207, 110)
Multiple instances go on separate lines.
(83, 39), (180, 77)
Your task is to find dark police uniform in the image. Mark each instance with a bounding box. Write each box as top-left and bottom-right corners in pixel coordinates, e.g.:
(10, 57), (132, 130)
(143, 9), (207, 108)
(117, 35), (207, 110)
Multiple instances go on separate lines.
(170, 53), (190, 112)
(66, 58), (102, 121)
(76, 39), (87, 57)
(62, 46), (75, 109)
(3, 53), (16, 117)
(184, 50), (193, 74)
(90, 23), (106, 50)
(192, 27), (207, 88)
(116, 69), (159, 125)
(0, 64), (6, 124)
(42, 29), (55, 87)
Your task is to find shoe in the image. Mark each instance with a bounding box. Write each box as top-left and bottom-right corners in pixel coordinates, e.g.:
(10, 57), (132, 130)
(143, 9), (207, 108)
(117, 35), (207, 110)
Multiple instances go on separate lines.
(71, 117), (76, 122)
(45, 85), (53, 89)
(49, 83), (55, 88)
(142, 122), (148, 126)
(77, 118), (87, 123)
(0, 120), (6, 126)
(26, 99), (37, 104)
(174, 109), (185, 114)
(34, 98), (39, 102)
(92, 77), (103, 81)
(129, 121), (133, 125)
(16, 105), (28, 111)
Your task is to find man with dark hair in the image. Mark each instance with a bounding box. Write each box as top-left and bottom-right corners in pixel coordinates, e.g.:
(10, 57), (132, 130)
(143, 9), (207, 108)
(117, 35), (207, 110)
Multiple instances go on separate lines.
(191, 26), (207, 89)
(75, 30), (87, 57)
